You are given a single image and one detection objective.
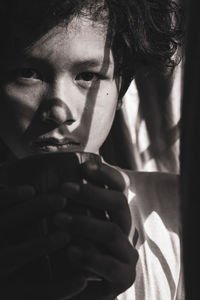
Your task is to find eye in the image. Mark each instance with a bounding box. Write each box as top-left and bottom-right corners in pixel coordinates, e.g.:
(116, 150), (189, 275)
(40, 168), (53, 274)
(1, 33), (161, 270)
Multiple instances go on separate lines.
(8, 68), (43, 86)
(76, 72), (98, 82)
(15, 68), (41, 80)
(75, 72), (102, 88)
(4, 68), (42, 84)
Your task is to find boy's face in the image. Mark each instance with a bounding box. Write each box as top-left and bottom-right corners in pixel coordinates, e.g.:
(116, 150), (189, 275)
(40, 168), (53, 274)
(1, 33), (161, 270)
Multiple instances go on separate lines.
(0, 17), (120, 158)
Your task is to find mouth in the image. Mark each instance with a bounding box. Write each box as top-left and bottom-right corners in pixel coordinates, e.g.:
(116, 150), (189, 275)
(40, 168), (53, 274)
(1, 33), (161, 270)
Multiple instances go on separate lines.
(31, 137), (82, 153)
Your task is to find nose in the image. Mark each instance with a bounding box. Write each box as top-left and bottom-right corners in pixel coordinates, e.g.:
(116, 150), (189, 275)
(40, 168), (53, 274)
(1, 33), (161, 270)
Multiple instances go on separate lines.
(40, 78), (78, 126)
(40, 98), (75, 125)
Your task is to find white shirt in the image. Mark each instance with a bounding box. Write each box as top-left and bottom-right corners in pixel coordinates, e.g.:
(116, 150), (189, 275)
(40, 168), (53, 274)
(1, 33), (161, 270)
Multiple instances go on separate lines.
(117, 170), (185, 300)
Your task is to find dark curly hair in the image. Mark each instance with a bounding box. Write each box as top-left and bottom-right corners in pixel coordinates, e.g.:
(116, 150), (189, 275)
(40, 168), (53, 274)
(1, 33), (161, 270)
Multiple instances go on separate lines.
(1, 0), (184, 96)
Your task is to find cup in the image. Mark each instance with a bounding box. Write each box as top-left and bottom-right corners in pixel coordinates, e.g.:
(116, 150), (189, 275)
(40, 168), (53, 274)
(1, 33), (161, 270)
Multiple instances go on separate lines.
(0, 151), (101, 192)
(0, 152), (102, 283)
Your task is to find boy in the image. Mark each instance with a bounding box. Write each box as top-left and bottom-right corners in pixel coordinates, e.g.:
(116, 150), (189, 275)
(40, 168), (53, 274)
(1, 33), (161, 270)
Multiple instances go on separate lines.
(0, 0), (184, 299)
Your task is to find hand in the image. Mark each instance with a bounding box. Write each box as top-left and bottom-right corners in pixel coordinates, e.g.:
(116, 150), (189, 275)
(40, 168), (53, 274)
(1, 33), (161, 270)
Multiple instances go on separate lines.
(55, 161), (138, 300)
(0, 184), (86, 300)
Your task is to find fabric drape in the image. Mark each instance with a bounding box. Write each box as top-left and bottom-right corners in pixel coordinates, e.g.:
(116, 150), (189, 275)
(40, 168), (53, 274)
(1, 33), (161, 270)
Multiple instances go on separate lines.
(101, 63), (182, 173)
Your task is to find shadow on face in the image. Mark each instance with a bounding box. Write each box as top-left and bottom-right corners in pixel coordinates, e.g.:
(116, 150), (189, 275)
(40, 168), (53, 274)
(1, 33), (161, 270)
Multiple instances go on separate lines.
(0, 6), (121, 159)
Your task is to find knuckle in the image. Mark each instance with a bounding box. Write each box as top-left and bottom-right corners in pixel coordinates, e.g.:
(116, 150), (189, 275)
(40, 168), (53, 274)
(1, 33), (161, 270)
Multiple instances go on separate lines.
(96, 161), (103, 172)
(106, 223), (121, 244)
(119, 266), (136, 291)
(115, 194), (130, 219)
(120, 193), (128, 208)
(81, 183), (94, 200)
(83, 160), (101, 174)
(40, 194), (66, 212)
(128, 246), (139, 265)
(124, 212), (132, 235)
(111, 266), (135, 293)
(125, 254), (138, 287)
(113, 193), (127, 211)
(126, 267), (136, 289)
(131, 248), (139, 264)
(106, 263), (119, 279)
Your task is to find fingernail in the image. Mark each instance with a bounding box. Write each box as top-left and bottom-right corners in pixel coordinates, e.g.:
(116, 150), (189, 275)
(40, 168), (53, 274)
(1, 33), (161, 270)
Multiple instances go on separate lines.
(54, 213), (73, 227)
(85, 161), (99, 172)
(62, 182), (80, 197)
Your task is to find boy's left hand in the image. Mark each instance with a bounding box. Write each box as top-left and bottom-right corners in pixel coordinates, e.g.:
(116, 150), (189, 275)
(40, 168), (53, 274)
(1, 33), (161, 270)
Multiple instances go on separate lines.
(55, 161), (138, 300)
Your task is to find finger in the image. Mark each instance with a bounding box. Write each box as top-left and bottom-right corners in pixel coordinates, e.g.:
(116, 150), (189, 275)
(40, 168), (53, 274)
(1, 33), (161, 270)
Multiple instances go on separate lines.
(62, 182), (131, 235)
(0, 193), (67, 233)
(68, 245), (137, 293)
(55, 214), (135, 264)
(0, 185), (35, 209)
(80, 161), (125, 191)
(0, 231), (70, 278)
(68, 239), (103, 281)
(1, 274), (87, 300)
(71, 281), (118, 300)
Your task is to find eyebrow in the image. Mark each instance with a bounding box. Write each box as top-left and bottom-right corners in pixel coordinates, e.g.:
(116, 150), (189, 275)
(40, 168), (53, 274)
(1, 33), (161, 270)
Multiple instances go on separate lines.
(13, 53), (114, 75)
(72, 58), (113, 70)
(22, 54), (113, 69)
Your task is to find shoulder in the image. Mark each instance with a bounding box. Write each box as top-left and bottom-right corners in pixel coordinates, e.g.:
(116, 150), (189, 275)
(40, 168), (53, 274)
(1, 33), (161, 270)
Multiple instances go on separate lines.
(117, 168), (179, 206)
(117, 169), (180, 234)
(125, 170), (179, 202)
(114, 169), (184, 299)
(131, 171), (179, 213)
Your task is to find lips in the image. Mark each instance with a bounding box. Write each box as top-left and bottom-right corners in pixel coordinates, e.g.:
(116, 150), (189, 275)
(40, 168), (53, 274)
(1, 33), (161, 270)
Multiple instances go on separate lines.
(31, 137), (82, 153)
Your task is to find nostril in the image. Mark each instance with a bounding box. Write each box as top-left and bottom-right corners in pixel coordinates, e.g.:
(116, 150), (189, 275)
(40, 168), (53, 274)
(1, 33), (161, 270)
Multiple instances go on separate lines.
(40, 104), (75, 125)
(43, 106), (67, 124)
(39, 98), (76, 126)
(65, 119), (75, 125)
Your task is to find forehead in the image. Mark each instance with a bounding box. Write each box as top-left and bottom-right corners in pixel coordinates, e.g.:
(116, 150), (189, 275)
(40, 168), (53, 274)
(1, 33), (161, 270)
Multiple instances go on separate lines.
(4, 16), (114, 71)
(34, 17), (108, 52)
(26, 17), (113, 71)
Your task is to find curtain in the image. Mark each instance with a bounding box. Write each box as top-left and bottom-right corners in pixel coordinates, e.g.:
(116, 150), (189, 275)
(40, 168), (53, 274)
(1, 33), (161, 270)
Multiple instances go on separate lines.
(101, 63), (182, 173)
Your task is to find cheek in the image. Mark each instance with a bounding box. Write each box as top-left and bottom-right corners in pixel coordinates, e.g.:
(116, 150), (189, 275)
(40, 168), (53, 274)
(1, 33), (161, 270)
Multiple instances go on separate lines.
(89, 88), (118, 139)
(0, 85), (41, 131)
(95, 82), (119, 109)
(100, 88), (119, 117)
(0, 86), (40, 154)
(2, 84), (41, 106)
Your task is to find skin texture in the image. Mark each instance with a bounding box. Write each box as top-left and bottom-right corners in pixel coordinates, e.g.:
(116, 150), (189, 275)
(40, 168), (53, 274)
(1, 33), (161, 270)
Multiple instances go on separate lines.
(0, 17), (120, 158)
(0, 16), (138, 300)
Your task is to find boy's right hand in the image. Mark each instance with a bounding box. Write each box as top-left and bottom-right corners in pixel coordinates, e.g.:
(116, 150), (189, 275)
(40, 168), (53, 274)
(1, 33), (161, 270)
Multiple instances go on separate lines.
(0, 184), (86, 299)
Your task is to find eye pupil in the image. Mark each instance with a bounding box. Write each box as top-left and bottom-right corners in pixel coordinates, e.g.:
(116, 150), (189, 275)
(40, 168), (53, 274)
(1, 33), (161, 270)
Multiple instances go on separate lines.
(75, 72), (101, 88)
(82, 72), (94, 81)
(19, 68), (37, 78)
